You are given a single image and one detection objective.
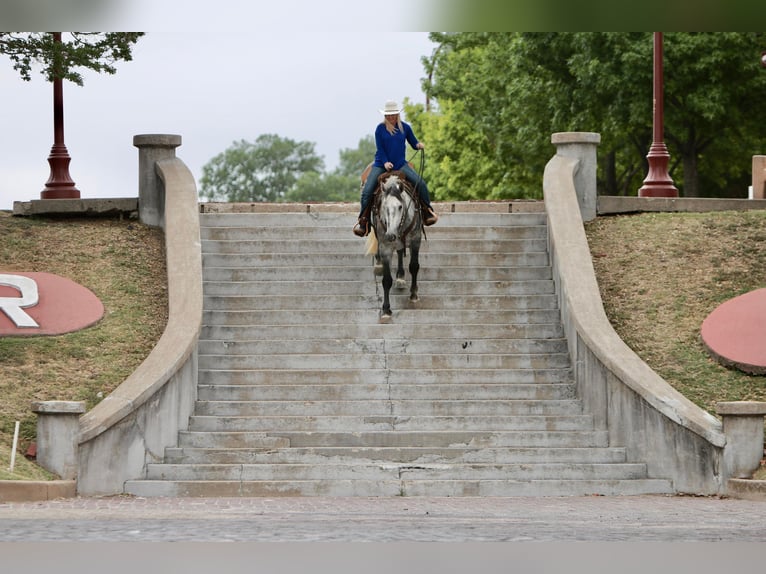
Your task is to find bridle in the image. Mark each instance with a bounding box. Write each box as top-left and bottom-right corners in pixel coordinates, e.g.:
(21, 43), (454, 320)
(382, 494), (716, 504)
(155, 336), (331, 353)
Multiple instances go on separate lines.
(377, 177), (419, 242)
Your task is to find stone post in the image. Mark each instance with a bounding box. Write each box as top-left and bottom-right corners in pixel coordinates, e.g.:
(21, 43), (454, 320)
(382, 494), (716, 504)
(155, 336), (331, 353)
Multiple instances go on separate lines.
(31, 400), (86, 480)
(752, 156), (766, 200)
(716, 401), (766, 479)
(133, 134), (182, 228)
(551, 132), (601, 222)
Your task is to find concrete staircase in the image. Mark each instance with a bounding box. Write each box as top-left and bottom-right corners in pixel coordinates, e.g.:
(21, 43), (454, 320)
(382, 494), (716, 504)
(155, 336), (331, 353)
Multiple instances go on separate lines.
(124, 207), (674, 497)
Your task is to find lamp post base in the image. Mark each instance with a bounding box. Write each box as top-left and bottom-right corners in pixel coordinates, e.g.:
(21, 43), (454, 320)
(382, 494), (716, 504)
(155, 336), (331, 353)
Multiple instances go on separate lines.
(638, 142), (678, 198)
(40, 144), (80, 199)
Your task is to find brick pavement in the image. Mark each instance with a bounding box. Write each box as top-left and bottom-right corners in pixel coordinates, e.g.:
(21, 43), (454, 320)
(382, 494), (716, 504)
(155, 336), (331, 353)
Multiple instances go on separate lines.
(0, 494), (765, 542)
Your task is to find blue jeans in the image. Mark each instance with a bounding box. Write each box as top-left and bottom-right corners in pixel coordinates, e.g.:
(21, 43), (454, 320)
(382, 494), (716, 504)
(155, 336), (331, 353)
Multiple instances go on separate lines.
(358, 165), (433, 217)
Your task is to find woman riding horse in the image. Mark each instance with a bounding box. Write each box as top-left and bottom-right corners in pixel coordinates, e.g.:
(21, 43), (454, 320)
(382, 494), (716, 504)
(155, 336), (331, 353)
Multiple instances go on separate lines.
(353, 100), (438, 237)
(373, 172), (422, 322)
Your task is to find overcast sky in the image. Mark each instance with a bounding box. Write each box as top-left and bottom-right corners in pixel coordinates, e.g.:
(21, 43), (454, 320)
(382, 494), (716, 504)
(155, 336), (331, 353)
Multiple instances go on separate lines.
(0, 28), (435, 210)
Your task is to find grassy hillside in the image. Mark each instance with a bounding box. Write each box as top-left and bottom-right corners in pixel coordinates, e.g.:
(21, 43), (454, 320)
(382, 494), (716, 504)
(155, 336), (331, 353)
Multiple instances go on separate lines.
(0, 212), (167, 480)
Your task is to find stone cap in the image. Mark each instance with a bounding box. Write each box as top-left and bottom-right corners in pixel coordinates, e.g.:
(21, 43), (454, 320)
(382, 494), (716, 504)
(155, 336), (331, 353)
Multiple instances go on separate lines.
(551, 132), (601, 145)
(716, 401), (766, 416)
(31, 400), (87, 414)
(133, 134), (182, 148)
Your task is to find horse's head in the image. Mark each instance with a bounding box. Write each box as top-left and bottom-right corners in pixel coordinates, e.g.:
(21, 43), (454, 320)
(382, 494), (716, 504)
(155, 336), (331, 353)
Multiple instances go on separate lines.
(379, 175), (406, 242)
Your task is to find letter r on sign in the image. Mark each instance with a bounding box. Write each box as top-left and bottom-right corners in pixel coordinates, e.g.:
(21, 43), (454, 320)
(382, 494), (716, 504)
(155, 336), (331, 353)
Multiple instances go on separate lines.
(0, 274), (40, 328)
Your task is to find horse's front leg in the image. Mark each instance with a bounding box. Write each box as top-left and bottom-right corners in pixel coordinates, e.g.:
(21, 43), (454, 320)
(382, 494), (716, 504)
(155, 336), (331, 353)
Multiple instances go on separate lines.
(379, 259), (394, 323)
(408, 241), (420, 303)
(395, 248), (406, 288)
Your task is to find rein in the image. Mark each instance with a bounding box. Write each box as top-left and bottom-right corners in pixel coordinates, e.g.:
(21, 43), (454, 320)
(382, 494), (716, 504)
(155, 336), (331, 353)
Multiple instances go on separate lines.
(375, 176), (419, 245)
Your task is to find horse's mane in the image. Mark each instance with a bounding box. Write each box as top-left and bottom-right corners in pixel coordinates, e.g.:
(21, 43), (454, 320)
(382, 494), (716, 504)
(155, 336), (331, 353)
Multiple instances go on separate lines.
(382, 175), (404, 200)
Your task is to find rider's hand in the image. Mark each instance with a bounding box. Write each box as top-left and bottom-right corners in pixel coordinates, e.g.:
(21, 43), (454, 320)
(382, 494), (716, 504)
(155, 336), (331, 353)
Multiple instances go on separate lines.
(416, 143), (425, 150)
(384, 162), (393, 171)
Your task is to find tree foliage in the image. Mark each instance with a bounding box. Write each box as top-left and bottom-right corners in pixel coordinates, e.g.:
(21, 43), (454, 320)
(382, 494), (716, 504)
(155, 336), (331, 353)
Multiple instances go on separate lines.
(419, 32), (766, 199)
(200, 135), (376, 204)
(283, 136), (375, 203)
(200, 134), (325, 202)
(0, 32), (144, 85)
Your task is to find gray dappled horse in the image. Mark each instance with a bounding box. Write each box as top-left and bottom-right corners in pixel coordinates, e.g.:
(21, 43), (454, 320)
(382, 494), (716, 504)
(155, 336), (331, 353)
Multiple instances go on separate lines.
(370, 172), (422, 323)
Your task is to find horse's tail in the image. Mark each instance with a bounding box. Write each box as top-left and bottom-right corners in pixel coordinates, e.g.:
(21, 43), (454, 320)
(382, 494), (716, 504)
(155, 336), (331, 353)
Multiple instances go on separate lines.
(365, 227), (378, 256)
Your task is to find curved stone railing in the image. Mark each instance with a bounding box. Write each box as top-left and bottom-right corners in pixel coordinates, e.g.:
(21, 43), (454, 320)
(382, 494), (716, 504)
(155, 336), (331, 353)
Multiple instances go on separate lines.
(544, 139), (729, 494)
(75, 142), (202, 495)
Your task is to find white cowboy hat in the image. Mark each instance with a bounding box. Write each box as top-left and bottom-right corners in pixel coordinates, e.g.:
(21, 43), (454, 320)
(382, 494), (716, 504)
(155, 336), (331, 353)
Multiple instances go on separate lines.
(379, 100), (402, 115)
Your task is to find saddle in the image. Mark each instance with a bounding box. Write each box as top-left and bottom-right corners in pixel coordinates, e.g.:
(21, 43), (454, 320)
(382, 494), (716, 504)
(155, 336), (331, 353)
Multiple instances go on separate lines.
(355, 162), (431, 238)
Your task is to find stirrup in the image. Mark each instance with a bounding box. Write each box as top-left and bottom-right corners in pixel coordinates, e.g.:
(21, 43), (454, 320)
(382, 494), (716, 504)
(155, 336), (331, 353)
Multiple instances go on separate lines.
(353, 218), (369, 237)
(423, 207), (438, 226)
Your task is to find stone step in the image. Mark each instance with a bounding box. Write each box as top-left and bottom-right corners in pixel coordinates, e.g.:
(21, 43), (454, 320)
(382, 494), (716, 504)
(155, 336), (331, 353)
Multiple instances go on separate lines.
(198, 338), (569, 356)
(202, 238), (548, 255)
(203, 279), (556, 297)
(200, 211), (547, 228)
(186, 414), (595, 433)
(163, 445), (627, 465)
(202, 252), (550, 268)
(177, 429), (610, 449)
(123, 477), (674, 498)
(201, 225), (548, 241)
(160, 209), (674, 498)
(202, 309), (563, 325)
(202, 294), (559, 312)
(144, 461), (650, 482)
(193, 399), (583, 417)
(200, 322), (565, 341)
(203, 266), (553, 282)
(197, 368), (573, 386)
(127, 476), (674, 497)
(197, 383), (577, 401)
(197, 353), (572, 370)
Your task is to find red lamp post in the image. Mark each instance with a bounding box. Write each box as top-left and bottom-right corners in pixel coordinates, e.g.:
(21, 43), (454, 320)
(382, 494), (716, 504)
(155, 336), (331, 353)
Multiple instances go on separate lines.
(40, 32), (80, 200)
(638, 32), (678, 198)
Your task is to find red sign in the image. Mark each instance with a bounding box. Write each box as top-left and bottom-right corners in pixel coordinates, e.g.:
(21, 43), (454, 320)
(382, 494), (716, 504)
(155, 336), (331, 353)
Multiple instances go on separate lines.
(0, 272), (104, 336)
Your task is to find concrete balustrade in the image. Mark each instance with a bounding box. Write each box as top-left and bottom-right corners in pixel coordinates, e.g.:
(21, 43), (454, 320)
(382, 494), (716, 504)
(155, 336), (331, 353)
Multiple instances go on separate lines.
(753, 155), (766, 200)
(545, 134), (729, 494)
(716, 402), (766, 479)
(31, 401), (86, 480)
(74, 135), (202, 495)
(133, 134), (182, 228)
(550, 132), (600, 222)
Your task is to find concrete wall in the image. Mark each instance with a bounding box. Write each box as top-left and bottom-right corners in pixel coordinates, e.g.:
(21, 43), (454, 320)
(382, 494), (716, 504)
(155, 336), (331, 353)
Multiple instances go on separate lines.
(544, 152), (729, 494)
(77, 155), (202, 496)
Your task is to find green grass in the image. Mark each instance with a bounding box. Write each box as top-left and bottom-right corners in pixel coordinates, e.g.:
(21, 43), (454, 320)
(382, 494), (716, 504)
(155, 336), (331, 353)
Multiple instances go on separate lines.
(0, 212), (167, 479)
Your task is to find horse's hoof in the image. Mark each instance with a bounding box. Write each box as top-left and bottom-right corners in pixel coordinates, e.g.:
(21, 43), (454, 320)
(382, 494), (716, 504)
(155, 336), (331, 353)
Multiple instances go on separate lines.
(409, 295), (419, 304)
(373, 264), (383, 276)
(378, 312), (392, 324)
(395, 277), (406, 289)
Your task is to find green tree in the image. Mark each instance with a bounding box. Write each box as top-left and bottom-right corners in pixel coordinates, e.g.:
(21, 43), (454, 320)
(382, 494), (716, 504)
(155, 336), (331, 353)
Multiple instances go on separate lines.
(283, 137), (375, 203)
(283, 172), (359, 203)
(335, 135), (376, 177)
(200, 135), (324, 202)
(0, 32), (144, 84)
(422, 32), (766, 199)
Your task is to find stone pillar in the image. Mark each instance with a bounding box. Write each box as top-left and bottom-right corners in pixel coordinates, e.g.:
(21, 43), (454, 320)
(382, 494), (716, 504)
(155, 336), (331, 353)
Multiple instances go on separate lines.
(753, 156), (766, 200)
(31, 400), (86, 480)
(133, 134), (182, 228)
(551, 132), (601, 222)
(717, 401), (766, 479)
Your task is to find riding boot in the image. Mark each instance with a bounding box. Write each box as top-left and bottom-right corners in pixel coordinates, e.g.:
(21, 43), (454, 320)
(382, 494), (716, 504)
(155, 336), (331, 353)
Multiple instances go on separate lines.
(353, 204), (372, 237)
(422, 206), (438, 226)
(353, 216), (369, 237)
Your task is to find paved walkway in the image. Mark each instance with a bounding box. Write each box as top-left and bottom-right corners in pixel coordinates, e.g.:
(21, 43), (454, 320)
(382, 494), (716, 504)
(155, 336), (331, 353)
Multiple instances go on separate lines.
(1, 495), (764, 574)
(1, 494), (765, 542)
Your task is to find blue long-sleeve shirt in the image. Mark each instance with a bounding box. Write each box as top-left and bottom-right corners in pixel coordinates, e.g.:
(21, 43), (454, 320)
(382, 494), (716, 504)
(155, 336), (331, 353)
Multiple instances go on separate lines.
(373, 121), (419, 170)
